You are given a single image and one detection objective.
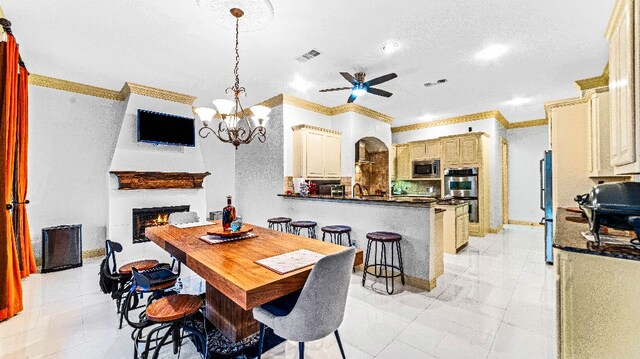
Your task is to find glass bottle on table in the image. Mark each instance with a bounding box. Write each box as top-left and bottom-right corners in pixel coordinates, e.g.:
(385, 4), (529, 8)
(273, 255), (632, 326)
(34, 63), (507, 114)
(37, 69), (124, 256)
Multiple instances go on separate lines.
(222, 195), (236, 230)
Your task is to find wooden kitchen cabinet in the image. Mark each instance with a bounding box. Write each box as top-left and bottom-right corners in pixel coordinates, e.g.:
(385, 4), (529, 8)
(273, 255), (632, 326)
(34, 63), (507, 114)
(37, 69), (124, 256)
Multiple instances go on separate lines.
(441, 138), (460, 165)
(435, 203), (469, 254)
(390, 145), (397, 180)
(292, 125), (342, 179)
(409, 141), (427, 160)
(606, 0), (640, 174)
(425, 139), (441, 159)
(585, 88), (626, 178)
(395, 144), (411, 180)
(460, 136), (480, 164)
(441, 133), (483, 166)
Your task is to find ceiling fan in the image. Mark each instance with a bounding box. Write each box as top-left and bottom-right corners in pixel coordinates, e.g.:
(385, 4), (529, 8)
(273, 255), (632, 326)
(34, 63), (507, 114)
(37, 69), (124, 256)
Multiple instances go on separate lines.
(319, 71), (397, 103)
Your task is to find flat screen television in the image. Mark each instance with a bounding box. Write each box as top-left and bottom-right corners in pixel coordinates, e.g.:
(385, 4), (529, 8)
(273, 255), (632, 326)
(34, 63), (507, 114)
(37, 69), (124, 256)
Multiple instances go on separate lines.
(137, 109), (195, 147)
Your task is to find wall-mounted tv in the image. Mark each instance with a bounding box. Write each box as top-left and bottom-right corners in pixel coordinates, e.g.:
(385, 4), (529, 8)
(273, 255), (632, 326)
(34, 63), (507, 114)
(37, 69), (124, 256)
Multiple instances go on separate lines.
(137, 109), (195, 147)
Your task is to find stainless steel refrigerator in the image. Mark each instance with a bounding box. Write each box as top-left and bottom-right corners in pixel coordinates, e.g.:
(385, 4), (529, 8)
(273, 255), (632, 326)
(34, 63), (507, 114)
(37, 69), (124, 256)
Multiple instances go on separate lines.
(540, 150), (553, 264)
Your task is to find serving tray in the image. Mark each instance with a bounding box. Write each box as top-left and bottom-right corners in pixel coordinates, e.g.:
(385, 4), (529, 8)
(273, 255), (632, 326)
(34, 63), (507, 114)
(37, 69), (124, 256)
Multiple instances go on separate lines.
(207, 225), (254, 237)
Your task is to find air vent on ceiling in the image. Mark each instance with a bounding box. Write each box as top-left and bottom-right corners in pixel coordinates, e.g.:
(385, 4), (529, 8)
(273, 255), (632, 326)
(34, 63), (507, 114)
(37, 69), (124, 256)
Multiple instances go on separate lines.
(424, 78), (447, 87)
(296, 49), (321, 63)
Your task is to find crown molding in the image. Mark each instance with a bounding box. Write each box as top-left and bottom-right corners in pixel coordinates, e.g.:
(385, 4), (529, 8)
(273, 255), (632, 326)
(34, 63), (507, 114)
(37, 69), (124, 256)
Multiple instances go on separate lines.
(507, 118), (548, 129)
(291, 124), (342, 135)
(28, 74), (125, 100)
(392, 110), (502, 133)
(255, 93), (394, 124)
(121, 82), (196, 105)
(544, 96), (587, 119)
(28, 73), (196, 105)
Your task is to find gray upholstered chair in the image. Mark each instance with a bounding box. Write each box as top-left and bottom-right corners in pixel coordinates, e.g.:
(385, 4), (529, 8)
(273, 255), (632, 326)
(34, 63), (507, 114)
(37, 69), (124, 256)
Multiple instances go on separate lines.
(168, 211), (199, 224)
(253, 247), (356, 359)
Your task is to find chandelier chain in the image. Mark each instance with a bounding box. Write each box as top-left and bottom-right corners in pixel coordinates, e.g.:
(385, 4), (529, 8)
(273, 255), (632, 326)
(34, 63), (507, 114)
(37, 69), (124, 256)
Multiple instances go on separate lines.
(234, 16), (240, 91)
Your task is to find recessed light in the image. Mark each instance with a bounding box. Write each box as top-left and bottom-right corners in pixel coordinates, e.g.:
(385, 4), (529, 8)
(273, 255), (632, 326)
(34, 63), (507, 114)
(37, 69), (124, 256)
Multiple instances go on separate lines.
(290, 74), (313, 93)
(504, 97), (531, 106)
(381, 41), (400, 53)
(474, 44), (509, 61)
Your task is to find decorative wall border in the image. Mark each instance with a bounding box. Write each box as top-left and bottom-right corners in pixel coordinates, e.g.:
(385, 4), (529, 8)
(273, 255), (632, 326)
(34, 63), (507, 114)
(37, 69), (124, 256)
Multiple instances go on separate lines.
(507, 118), (548, 129)
(121, 82), (196, 105)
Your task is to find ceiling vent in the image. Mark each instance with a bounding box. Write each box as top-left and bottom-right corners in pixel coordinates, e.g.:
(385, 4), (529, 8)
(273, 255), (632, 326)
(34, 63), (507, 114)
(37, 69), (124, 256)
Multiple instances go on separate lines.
(424, 78), (447, 87)
(296, 49), (321, 63)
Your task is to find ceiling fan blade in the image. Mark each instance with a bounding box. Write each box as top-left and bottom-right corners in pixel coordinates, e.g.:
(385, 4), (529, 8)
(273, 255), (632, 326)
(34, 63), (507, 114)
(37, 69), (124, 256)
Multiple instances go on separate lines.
(340, 72), (358, 85)
(365, 73), (397, 87)
(319, 87), (353, 92)
(347, 93), (357, 103)
(367, 87), (393, 98)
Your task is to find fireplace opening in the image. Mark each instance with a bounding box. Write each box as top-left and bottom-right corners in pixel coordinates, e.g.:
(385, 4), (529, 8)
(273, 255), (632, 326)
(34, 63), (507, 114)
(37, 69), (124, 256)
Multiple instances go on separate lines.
(132, 205), (189, 243)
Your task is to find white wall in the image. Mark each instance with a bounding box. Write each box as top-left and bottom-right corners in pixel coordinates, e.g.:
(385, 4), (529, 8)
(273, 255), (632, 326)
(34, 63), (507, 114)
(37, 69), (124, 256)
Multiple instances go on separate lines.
(507, 125), (549, 223)
(392, 118), (504, 229)
(27, 86), (235, 258)
(28, 85), (125, 258)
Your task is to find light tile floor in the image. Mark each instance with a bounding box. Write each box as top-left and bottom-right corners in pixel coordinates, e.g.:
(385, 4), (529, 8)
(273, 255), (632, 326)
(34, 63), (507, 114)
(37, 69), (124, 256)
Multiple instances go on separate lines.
(0, 225), (555, 358)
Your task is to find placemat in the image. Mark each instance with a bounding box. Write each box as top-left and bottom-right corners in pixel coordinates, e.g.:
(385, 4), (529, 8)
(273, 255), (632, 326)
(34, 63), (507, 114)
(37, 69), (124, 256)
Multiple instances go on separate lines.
(199, 232), (257, 244)
(173, 221), (216, 229)
(256, 249), (325, 275)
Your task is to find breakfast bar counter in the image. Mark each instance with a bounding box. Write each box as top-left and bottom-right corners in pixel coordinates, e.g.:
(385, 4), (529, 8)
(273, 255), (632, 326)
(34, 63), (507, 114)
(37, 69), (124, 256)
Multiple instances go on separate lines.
(278, 194), (443, 290)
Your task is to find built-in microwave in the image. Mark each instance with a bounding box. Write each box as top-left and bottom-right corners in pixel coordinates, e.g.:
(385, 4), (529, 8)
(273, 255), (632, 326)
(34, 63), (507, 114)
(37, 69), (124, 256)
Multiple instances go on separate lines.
(412, 160), (441, 178)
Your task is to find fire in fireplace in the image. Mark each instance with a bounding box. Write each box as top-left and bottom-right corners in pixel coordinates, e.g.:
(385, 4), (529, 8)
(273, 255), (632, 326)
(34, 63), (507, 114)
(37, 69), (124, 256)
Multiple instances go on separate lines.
(132, 205), (189, 243)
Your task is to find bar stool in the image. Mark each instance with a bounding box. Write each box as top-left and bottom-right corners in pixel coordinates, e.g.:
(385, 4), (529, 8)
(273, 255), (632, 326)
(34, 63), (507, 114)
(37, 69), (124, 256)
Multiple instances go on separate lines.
(290, 221), (317, 239)
(128, 269), (207, 359)
(267, 217), (292, 233)
(321, 225), (353, 247)
(362, 231), (405, 294)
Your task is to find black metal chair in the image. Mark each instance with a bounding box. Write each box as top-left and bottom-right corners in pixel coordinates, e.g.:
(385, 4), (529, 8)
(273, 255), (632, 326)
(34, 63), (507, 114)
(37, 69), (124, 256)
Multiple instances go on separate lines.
(290, 221), (318, 238)
(267, 217), (292, 233)
(362, 231), (405, 294)
(126, 269), (207, 359)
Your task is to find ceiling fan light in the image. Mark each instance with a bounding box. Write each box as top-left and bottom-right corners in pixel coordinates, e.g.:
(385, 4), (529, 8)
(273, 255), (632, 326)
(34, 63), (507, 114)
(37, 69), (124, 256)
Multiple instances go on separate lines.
(352, 88), (367, 96)
(212, 99), (236, 116)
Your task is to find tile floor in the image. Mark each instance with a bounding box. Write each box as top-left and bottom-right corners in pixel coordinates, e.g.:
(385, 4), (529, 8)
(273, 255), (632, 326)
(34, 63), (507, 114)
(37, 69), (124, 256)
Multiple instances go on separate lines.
(0, 225), (555, 358)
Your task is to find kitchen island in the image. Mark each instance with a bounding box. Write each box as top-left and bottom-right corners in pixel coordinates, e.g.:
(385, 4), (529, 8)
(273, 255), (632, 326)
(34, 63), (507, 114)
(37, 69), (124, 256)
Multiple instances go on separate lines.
(278, 194), (443, 290)
(553, 208), (640, 358)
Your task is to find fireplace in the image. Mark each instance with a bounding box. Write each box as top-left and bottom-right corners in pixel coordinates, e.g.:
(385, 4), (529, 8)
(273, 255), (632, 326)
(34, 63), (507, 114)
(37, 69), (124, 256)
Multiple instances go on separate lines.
(132, 205), (189, 243)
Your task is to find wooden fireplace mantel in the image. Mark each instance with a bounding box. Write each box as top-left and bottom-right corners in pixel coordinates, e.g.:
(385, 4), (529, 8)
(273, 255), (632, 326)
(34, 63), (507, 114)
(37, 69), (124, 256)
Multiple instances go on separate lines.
(110, 171), (211, 190)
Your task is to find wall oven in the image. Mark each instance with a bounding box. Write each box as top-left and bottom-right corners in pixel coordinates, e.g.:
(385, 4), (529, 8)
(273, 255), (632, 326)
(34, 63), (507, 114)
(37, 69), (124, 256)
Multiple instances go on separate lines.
(444, 167), (479, 223)
(412, 160), (440, 178)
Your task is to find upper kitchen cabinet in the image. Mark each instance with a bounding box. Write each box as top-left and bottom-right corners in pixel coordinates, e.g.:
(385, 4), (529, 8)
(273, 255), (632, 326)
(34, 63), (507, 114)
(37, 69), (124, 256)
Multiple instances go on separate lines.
(292, 125), (342, 179)
(409, 139), (441, 161)
(441, 133), (484, 167)
(395, 144), (411, 180)
(606, 0), (640, 174)
(585, 88), (625, 177)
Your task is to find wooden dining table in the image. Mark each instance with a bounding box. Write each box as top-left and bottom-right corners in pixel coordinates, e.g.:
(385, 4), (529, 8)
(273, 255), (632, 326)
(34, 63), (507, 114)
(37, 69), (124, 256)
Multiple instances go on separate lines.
(145, 223), (363, 342)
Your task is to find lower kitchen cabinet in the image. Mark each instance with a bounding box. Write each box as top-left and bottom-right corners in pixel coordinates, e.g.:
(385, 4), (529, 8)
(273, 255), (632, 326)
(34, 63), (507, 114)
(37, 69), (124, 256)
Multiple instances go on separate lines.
(434, 203), (469, 254)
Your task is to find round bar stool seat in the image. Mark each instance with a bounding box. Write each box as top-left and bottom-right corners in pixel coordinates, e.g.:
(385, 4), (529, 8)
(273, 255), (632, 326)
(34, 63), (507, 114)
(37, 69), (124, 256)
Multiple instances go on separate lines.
(362, 231), (405, 294)
(135, 278), (178, 293)
(267, 217), (292, 233)
(146, 294), (202, 323)
(321, 225), (353, 247)
(118, 259), (159, 275)
(290, 221), (318, 238)
(366, 231), (402, 242)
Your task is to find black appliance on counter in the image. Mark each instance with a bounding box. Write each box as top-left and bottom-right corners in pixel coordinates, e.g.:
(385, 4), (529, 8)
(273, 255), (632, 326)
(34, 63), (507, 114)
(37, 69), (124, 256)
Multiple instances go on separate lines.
(575, 182), (640, 244)
(318, 184), (345, 197)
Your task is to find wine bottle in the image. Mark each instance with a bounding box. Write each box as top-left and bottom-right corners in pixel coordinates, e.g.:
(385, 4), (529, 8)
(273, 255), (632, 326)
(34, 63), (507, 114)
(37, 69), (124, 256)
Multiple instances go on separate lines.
(222, 195), (236, 230)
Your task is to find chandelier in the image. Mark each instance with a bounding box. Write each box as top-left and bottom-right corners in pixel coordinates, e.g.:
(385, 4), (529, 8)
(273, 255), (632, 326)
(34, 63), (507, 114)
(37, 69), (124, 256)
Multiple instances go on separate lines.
(195, 7), (271, 149)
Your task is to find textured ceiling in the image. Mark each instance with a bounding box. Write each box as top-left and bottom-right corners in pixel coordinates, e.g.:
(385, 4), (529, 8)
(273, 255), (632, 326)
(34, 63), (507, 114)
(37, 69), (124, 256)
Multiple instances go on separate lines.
(4, 0), (613, 126)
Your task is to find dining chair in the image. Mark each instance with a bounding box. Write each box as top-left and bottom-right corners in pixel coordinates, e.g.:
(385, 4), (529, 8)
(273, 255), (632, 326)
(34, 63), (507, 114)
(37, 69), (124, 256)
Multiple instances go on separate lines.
(168, 211), (200, 224)
(127, 268), (207, 359)
(252, 247), (356, 359)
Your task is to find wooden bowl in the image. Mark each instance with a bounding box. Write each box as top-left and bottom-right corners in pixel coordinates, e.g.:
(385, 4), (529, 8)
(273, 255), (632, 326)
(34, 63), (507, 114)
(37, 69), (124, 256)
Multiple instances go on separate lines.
(207, 225), (253, 237)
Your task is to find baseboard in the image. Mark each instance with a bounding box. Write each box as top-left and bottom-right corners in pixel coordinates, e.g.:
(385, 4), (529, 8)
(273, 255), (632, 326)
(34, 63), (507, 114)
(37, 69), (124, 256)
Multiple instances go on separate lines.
(508, 219), (543, 226)
(488, 224), (504, 234)
(35, 247), (106, 268)
(405, 275), (437, 292)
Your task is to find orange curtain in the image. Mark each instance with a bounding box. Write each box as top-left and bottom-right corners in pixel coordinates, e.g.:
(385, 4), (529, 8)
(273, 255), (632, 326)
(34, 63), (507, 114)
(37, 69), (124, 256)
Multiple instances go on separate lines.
(0, 35), (24, 321)
(17, 65), (36, 277)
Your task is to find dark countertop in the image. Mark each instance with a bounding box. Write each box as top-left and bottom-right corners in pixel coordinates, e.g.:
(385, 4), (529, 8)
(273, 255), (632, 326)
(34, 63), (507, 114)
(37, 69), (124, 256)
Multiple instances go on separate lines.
(278, 194), (437, 208)
(553, 207), (640, 261)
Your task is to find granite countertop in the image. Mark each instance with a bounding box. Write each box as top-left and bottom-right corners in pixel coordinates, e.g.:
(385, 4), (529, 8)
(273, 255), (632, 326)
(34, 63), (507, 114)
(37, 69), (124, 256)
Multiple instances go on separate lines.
(553, 207), (640, 261)
(278, 194), (437, 208)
